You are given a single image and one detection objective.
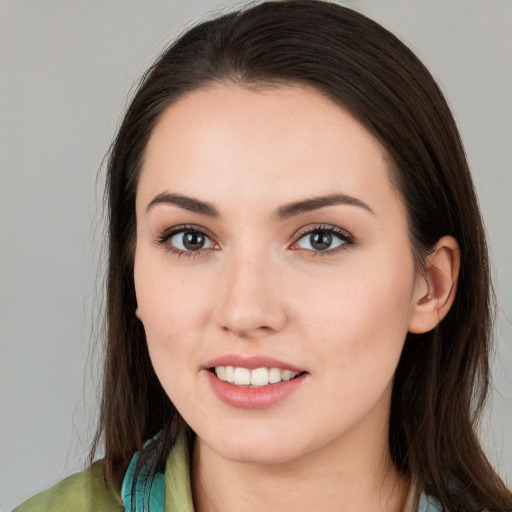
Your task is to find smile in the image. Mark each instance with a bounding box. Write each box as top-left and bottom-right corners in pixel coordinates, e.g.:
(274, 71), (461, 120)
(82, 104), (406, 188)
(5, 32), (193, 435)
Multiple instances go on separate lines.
(204, 354), (308, 408)
(213, 366), (300, 387)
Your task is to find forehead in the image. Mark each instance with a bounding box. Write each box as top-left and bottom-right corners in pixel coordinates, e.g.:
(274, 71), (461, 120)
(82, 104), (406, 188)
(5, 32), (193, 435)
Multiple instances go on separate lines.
(138, 84), (399, 217)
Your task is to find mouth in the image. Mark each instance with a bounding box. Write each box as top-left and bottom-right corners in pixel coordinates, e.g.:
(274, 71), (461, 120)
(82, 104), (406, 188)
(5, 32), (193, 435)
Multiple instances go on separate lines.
(203, 354), (308, 408)
(209, 366), (306, 387)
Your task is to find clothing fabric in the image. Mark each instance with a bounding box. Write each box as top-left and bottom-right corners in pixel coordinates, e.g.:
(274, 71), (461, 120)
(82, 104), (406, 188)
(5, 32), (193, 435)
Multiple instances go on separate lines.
(121, 434), (193, 512)
(11, 461), (123, 512)
(12, 435), (441, 511)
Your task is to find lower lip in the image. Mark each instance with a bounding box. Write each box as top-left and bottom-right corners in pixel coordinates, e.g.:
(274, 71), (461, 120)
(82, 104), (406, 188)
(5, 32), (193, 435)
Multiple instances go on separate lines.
(205, 370), (307, 409)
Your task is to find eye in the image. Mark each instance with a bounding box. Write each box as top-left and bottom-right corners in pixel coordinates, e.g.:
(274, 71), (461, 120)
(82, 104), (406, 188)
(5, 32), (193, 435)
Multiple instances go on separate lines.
(155, 225), (217, 256)
(292, 225), (353, 255)
(170, 230), (214, 251)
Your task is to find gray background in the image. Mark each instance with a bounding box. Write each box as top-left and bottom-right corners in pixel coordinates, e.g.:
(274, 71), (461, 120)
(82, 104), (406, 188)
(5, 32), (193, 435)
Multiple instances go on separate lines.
(1, 1), (511, 510)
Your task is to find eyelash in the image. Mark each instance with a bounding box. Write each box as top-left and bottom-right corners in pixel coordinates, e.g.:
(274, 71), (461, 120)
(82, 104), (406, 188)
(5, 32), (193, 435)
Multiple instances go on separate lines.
(154, 223), (355, 259)
(292, 224), (354, 258)
(154, 224), (217, 259)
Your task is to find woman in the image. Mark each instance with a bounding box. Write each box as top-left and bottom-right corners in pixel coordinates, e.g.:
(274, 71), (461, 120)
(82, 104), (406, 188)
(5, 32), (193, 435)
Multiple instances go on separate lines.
(13, 1), (511, 511)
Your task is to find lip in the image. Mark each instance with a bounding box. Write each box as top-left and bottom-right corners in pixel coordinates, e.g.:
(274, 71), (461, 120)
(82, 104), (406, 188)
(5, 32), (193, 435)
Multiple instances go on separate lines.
(203, 353), (308, 409)
(204, 353), (305, 373)
(205, 369), (308, 409)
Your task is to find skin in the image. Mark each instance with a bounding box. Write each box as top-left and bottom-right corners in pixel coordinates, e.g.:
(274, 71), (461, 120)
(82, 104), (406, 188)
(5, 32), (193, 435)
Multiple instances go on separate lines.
(134, 84), (460, 512)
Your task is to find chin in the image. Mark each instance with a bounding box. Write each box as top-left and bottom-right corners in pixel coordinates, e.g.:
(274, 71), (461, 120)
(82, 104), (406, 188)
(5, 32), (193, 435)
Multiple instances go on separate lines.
(199, 426), (310, 466)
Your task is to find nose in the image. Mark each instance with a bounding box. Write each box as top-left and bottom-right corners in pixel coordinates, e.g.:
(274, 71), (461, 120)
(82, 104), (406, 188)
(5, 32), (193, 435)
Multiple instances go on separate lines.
(213, 251), (288, 339)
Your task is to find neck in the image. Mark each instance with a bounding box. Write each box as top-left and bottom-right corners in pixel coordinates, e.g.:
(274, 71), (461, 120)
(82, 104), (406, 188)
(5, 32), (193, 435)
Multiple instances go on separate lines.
(191, 423), (409, 512)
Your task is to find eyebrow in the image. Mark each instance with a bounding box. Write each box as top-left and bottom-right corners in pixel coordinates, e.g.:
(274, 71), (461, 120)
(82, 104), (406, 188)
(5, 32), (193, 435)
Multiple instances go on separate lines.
(146, 193), (219, 217)
(146, 192), (374, 219)
(272, 193), (374, 221)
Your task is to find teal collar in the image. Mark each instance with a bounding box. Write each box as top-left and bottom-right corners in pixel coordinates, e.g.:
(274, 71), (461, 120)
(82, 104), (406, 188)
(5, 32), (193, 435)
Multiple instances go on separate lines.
(120, 437), (165, 512)
(121, 434), (193, 512)
(419, 493), (443, 511)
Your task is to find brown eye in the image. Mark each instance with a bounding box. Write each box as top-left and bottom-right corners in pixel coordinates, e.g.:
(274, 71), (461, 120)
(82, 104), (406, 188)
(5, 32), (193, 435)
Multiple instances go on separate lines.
(165, 228), (216, 253)
(179, 231), (207, 250)
(310, 231), (334, 251)
(294, 226), (352, 253)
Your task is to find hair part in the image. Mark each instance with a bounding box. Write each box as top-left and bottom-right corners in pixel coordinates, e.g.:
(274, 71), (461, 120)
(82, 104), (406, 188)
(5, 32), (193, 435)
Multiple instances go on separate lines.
(91, 2), (510, 510)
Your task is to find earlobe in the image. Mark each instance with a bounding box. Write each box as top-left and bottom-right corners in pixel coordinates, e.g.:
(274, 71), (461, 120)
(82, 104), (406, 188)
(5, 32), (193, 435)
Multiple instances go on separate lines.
(408, 236), (461, 334)
(135, 307), (142, 321)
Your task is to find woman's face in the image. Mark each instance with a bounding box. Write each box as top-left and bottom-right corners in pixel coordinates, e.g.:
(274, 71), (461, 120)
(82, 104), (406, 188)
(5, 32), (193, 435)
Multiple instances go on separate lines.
(134, 84), (424, 465)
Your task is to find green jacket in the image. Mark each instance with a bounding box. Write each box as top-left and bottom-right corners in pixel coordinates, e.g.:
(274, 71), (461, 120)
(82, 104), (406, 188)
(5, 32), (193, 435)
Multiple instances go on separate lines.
(12, 435), (193, 512)
(11, 461), (123, 512)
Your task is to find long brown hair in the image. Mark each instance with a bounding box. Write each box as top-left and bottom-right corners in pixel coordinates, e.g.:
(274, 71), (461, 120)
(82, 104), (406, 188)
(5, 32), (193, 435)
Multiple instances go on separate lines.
(91, 1), (511, 510)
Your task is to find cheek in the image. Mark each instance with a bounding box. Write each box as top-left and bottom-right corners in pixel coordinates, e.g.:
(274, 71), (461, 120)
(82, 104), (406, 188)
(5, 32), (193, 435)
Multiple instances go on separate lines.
(135, 240), (206, 324)
(303, 254), (413, 321)
(133, 250), (209, 379)
(298, 253), (415, 378)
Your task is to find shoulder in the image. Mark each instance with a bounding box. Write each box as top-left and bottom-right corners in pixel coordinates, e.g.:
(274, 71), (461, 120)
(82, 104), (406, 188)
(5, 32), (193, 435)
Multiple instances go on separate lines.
(12, 461), (124, 512)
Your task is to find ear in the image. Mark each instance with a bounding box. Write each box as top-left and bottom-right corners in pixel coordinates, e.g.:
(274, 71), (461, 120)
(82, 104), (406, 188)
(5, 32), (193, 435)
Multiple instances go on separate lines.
(408, 235), (461, 334)
(135, 307), (142, 321)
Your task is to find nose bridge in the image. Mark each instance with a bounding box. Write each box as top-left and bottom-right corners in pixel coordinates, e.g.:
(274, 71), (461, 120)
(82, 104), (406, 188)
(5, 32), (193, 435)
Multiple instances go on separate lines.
(215, 244), (287, 337)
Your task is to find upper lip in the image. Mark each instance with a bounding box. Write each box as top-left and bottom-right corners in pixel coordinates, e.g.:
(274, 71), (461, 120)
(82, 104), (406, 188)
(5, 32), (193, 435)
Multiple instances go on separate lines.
(204, 353), (306, 373)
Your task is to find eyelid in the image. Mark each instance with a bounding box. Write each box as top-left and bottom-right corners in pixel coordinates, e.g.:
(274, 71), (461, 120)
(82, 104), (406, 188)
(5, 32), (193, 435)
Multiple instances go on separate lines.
(290, 224), (355, 255)
(154, 224), (219, 257)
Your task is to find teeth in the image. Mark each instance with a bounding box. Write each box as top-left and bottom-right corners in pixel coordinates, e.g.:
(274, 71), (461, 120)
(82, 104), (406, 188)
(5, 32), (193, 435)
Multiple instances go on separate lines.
(214, 366), (299, 387)
(233, 367), (251, 385)
(216, 366), (227, 380)
(250, 367), (268, 386)
(281, 369), (294, 381)
(225, 366), (235, 383)
(268, 367), (281, 384)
